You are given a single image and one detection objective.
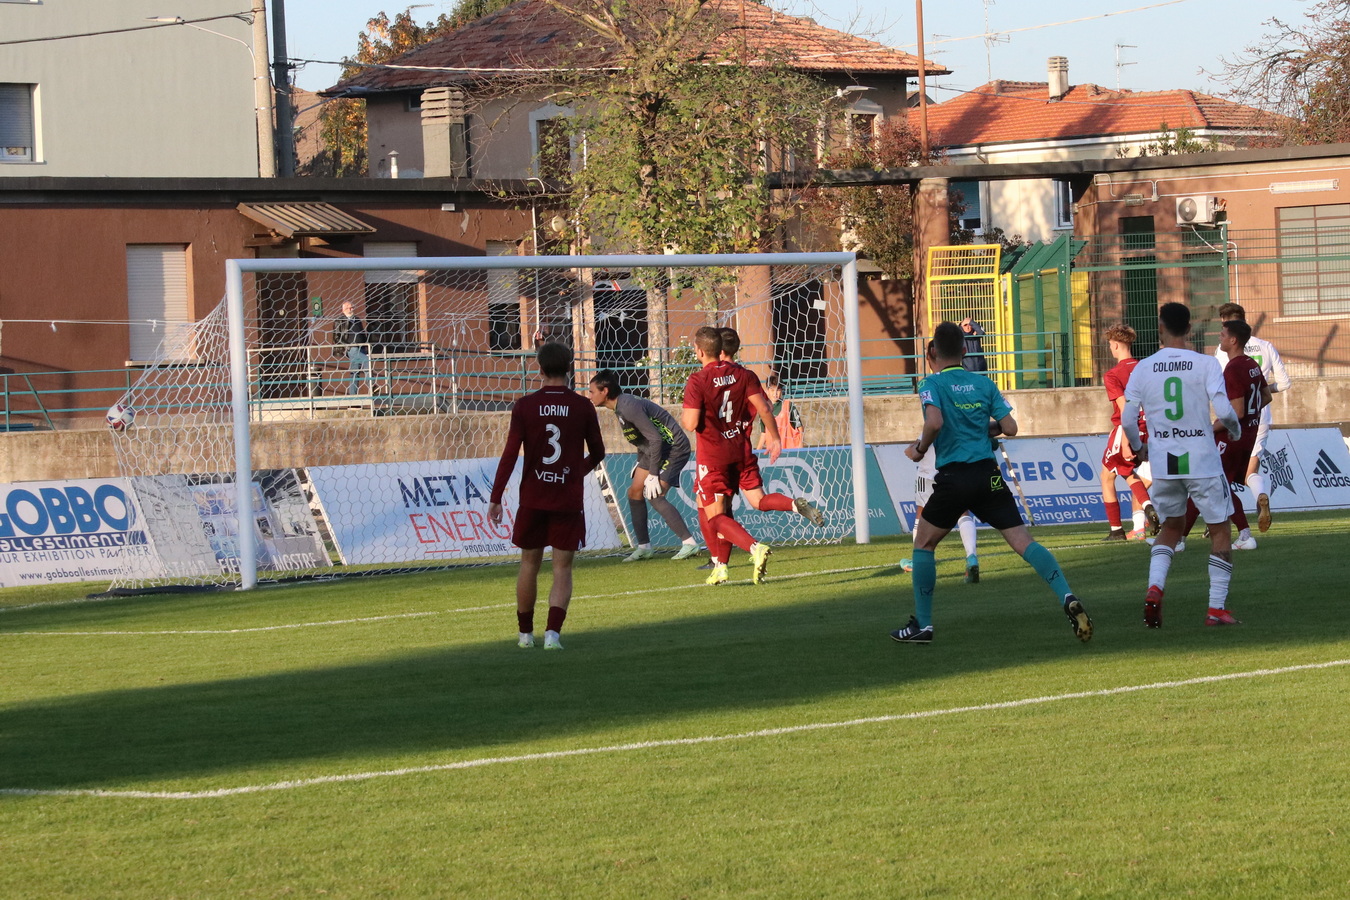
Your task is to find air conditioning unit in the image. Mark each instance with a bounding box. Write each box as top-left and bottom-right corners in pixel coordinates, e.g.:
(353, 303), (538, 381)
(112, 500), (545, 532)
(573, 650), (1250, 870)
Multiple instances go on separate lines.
(1176, 195), (1217, 225)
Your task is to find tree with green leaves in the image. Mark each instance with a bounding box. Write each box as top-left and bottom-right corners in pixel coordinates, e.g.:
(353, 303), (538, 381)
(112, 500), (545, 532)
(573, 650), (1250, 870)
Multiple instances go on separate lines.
(1215, 0), (1350, 145)
(805, 116), (973, 280)
(539, 0), (830, 256)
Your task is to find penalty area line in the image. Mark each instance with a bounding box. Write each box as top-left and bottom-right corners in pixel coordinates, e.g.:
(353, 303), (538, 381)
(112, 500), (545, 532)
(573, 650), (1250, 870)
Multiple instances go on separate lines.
(5, 658), (1346, 800)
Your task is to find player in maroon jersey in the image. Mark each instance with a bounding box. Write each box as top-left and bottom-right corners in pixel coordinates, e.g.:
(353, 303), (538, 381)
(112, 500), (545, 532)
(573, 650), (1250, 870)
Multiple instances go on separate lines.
(489, 342), (605, 650)
(1099, 323), (1159, 541)
(1182, 318), (1271, 564)
(688, 328), (824, 572)
(681, 327), (781, 586)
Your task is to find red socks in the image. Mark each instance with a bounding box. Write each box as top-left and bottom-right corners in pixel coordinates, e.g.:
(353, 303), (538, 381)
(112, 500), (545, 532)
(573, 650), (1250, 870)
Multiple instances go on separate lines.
(546, 605), (567, 634)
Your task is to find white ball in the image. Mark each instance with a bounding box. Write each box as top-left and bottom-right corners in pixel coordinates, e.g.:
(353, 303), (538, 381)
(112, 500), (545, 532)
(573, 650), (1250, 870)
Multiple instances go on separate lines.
(106, 403), (135, 431)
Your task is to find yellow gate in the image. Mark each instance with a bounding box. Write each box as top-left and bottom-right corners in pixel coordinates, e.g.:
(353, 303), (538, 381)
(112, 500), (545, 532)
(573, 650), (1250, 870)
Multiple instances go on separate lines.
(925, 245), (1011, 390)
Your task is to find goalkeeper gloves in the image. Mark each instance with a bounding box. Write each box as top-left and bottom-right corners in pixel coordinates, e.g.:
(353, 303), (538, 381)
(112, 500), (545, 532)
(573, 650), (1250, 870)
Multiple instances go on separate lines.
(643, 474), (663, 499)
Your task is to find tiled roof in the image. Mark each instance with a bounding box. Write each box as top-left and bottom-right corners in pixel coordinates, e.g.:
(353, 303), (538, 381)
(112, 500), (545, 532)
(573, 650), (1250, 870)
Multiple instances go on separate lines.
(926, 80), (1281, 148)
(328, 0), (946, 95)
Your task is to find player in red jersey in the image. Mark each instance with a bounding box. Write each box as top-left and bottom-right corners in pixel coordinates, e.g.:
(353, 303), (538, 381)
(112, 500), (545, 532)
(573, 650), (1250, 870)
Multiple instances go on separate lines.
(1182, 318), (1271, 563)
(718, 328), (826, 516)
(1099, 323), (1159, 541)
(682, 326), (782, 586)
(489, 342), (605, 650)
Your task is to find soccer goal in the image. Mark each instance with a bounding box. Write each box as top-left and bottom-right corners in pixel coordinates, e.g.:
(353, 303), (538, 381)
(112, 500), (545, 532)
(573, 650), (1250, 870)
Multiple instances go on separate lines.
(106, 252), (866, 592)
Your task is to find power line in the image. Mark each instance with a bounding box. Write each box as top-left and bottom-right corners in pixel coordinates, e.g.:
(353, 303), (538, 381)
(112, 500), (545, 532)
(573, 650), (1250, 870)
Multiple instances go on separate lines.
(895, 0), (1199, 50)
(0, 12), (252, 47)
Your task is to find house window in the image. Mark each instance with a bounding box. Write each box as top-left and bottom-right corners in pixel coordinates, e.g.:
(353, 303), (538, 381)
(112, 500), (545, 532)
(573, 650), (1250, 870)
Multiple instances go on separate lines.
(529, 104), (574, 179)
(1054, 179), (1075, 229)
(363, 242), (420, 351)
(0, 83), (36, 163)
(951, 180), (982, 233)
(1278, 204), (1350, 317)
(846, 97), (882, 150)
(849, 114), (877, 149)
(486, 240), (522, 352)
(126, 245), (193, 362)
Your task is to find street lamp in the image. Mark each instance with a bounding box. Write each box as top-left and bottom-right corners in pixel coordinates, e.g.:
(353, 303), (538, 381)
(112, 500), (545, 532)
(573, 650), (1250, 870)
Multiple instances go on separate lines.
(147, 7), (276, 178)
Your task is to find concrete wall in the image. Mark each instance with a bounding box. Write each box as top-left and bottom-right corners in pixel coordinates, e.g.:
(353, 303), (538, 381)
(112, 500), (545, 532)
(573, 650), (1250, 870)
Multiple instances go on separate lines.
(0, 2), (258, 177)
(6, 376), (1346, 484)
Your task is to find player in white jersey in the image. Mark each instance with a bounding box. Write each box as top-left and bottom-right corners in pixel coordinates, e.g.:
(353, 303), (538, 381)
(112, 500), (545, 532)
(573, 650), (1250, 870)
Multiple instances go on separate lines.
(901, 451), (981, 583)
(1122, 302), (1243, 629)
(1214, 302), (1291, 532)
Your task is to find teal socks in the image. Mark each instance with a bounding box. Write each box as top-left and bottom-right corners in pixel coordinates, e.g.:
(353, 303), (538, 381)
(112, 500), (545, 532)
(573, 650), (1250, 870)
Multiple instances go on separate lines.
(1022, 541), (1073, 602)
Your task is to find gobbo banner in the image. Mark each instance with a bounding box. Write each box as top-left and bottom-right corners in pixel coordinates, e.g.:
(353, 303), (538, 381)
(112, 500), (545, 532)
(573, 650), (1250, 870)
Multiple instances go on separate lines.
(306, 457), (620, 566)
(0, 478), (149, 587)
(601, 446), (901, 548)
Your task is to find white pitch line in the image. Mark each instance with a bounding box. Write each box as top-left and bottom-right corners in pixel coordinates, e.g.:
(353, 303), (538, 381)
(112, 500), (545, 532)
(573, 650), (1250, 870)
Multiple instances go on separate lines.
(0, 563), (889, 636)
(4, 658), (1346, 800)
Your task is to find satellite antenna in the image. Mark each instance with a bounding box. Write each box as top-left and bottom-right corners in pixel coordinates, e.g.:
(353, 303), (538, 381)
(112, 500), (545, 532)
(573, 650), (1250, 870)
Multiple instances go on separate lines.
(983, 0), (1010, 83)
(1115, 43), (1138, 90)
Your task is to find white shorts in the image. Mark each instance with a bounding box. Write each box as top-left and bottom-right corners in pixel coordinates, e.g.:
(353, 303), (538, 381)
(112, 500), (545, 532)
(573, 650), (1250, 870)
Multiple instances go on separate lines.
(915, 474), (934, 508)
(1150, 476), (1231, 525)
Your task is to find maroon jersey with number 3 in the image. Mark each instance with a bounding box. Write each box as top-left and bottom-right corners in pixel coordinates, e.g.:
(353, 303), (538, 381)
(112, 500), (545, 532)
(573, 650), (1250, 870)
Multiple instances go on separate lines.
(683, 360), (760, 466)
(490, 385), (605, 511)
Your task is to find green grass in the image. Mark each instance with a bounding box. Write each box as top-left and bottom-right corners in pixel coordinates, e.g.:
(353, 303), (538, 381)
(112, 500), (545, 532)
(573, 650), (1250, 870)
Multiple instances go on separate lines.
(2, 512), (1348, 897)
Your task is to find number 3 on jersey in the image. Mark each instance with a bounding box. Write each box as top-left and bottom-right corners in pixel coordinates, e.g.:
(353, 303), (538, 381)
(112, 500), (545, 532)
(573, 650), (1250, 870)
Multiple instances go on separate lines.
(542, 423), (562, 465)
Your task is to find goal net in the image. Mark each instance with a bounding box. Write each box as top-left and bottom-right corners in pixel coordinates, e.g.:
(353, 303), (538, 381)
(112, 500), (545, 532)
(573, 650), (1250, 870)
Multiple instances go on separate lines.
(105, 252), (864, 592)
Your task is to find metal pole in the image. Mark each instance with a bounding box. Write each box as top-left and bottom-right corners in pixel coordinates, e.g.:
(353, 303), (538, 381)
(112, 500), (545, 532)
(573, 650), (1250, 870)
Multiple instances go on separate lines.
(225, 260), (258, 589)
(842, 257), (870, 544)
(915, 0), (930, 160)
(270, 0), (295, 177)
(251, 1), (277, 178)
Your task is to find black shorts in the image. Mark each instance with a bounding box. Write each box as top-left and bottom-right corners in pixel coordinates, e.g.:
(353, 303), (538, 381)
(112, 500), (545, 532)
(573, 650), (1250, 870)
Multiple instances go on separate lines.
(921, 459), (1023, 531)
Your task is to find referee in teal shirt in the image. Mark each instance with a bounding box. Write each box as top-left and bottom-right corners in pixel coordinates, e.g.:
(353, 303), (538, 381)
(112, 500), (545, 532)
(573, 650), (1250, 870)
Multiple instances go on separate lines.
(891, 322), (1093, 644)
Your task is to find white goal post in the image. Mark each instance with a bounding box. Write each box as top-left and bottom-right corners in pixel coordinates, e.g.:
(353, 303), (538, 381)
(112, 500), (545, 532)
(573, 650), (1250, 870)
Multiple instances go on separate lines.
(112, 252), (865, 592)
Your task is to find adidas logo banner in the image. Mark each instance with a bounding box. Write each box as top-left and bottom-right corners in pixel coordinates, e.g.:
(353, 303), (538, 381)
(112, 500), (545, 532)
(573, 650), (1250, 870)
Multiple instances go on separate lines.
(1313, 449), (1350, 488)
(1248, 427), (1350, 513)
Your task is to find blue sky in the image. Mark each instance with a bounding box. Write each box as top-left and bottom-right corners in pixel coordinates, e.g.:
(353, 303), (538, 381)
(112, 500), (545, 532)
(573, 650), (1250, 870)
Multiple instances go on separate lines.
(280, 0), (1303, 98)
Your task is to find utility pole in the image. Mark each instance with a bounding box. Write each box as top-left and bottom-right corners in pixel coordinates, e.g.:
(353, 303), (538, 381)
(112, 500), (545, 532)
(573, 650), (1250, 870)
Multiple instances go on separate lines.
(271, 0), (295, 177)
(251, 0), (277, 177)
(915, 0), (929, 159)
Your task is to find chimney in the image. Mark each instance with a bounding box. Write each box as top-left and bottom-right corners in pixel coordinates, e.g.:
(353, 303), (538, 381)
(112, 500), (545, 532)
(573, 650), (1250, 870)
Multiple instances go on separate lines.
(420, 87), (470, 178)
(1048, 56), (1069, 100)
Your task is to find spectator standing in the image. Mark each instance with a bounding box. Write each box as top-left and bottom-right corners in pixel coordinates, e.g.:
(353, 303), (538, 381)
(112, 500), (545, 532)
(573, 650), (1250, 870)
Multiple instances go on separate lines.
(332, 301), (370, 395)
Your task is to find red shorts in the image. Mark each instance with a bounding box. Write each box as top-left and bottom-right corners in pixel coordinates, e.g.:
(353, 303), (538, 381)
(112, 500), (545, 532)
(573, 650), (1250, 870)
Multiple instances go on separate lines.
(512, 505), (586, 551)
(1102, 425), (1141, 478)
(694, 456), (763, 506)
(1217, 433), (1257, 485)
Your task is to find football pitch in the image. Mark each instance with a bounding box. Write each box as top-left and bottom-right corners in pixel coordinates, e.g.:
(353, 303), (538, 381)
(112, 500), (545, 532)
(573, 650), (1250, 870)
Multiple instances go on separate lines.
(2, 511), (1347, 898)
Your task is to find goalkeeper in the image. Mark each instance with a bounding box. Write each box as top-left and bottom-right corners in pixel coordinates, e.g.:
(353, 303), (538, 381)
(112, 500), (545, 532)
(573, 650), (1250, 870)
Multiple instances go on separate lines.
(588, 370), (701, 561)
